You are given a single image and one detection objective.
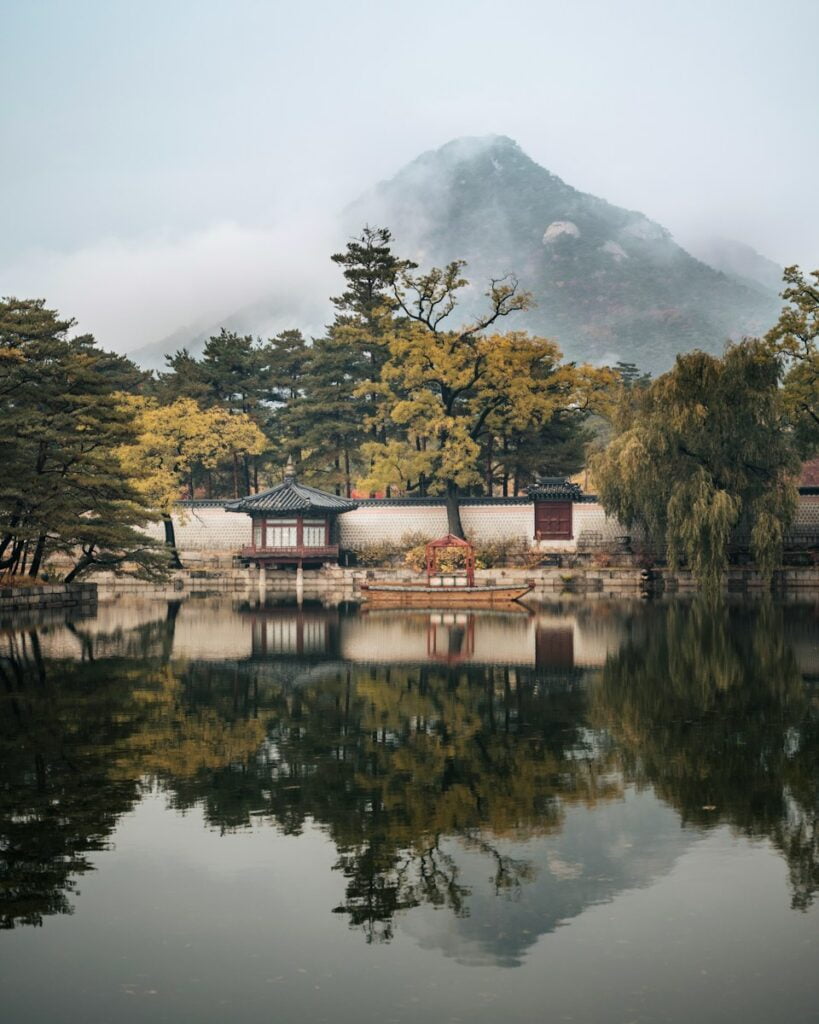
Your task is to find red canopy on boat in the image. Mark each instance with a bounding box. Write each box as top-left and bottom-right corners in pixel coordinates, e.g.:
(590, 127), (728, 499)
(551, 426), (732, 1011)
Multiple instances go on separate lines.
(424, 534), (476, 586)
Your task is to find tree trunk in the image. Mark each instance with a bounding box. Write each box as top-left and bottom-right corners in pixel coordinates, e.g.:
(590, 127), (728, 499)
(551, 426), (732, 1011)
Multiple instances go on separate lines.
(0, 507), (23, 560)
(19, 539), (29, 576)
(161, 600), (182, 660)
(163, 514), (183, 569)
(28, 534), (47, 578)
(9, 539), (24, 576)
(232, 454), (240, 499)
(64, 548), (96, 583)
(485, 435), (494, 494)
(445, 480), (465, 538)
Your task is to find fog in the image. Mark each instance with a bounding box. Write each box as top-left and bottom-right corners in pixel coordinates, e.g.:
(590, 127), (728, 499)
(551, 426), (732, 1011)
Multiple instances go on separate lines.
(2, 0), (817, 357)
(4, 217), (340, 363)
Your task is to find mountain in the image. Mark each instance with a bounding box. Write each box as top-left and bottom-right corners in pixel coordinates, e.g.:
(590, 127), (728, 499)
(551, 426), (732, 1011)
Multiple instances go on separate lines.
(127, 291), (331, 371)
(127, 136), (783, 375)
(678, 235), (784, 295)
(346, 136), (782, 374)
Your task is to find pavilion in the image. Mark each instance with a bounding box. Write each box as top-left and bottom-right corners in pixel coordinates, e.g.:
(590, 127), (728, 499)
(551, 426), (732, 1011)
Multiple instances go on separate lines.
(225, 461), (357, 568)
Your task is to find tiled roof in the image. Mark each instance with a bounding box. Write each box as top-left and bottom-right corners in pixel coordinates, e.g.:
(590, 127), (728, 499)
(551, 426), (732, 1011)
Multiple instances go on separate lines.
(354, 496), (532, 506)
(527, 477), (584, 501)
(226, 478), (358, 515)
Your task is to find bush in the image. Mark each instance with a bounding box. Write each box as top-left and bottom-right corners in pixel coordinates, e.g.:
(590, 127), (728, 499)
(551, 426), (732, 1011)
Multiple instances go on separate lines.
(355, 532), (434, 568)
(352, 532), (547, 571)
(0, 573), (46, 588)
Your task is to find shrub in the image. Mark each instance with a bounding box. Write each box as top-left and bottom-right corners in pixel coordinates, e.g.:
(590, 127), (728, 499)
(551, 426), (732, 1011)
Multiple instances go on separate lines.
(0, 573), (46, 588)
(352, 531), (545, 571)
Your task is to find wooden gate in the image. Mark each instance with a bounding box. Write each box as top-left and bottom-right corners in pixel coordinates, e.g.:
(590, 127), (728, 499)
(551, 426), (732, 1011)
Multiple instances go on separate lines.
(534, 501), (573, 540)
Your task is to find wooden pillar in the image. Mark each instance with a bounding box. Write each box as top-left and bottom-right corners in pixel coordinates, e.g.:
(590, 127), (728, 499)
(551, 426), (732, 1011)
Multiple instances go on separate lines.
(296, 561), (304, 606)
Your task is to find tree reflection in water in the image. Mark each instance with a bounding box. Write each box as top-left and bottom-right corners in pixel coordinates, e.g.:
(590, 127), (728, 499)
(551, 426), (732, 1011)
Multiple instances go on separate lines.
(592, 598), (819, 912)
(0, 598), (816, 939)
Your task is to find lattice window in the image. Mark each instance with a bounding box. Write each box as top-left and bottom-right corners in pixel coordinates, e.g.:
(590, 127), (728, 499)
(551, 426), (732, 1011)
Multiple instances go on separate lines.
(266, 519), (297, 547)
(303, 519), (326, 547)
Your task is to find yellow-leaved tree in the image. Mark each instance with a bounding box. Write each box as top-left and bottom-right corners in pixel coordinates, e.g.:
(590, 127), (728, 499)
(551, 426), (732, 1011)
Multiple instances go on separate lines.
(357, 262), (615, 535)
(118, 396), (266, 567)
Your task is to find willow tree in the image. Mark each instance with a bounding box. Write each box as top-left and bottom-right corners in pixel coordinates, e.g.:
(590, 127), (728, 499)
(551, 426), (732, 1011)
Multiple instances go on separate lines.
(590, 340), (800, 589)
(357, 262), (613, 535)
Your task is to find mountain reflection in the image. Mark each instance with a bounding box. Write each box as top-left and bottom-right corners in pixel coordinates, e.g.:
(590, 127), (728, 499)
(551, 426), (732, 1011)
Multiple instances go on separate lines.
(1, 597), (816, 953)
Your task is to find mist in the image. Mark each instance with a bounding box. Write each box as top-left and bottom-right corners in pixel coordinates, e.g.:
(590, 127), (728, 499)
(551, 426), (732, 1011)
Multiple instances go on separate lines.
(1, 215), (343, 360)
(2, 0), (817, 361)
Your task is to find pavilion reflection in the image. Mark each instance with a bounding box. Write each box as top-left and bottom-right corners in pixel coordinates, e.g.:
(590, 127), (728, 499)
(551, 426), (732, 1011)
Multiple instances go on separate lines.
(240, 600), (623, 675)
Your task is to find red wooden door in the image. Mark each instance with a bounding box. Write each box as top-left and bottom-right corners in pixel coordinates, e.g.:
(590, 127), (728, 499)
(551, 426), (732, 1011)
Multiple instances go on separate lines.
(535, 501), (573, 539)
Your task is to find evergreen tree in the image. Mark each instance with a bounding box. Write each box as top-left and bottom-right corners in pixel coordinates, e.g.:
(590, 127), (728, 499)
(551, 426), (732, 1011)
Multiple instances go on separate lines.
(153, 347), (208, 403)
(288, 228), (412, 492)
(286, 335), (365, 495)
(0, 298), (165, 581)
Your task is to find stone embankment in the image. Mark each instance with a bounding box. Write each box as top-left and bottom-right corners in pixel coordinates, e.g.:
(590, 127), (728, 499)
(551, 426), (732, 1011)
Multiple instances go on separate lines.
(86, 563), (819, 600)
(0, 582), (98, 616)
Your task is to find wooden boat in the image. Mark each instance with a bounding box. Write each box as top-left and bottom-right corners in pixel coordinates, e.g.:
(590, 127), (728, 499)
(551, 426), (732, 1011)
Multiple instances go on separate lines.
(359, 581), (532, 607)
(359, 534), (532, 607)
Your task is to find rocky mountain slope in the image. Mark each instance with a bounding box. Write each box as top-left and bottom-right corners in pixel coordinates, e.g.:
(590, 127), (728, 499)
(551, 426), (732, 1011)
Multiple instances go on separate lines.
(130, 136), (782, 375)
(346, 136), (781, 373)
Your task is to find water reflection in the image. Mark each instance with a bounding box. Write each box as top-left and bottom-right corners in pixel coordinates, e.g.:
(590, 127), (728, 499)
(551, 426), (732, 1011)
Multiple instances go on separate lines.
(1, 597), (817, 953)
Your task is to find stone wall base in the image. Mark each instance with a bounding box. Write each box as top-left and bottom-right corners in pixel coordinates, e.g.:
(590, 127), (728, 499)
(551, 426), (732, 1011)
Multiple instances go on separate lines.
(82, 563), (819, 600)
(0, 582), (98, 616)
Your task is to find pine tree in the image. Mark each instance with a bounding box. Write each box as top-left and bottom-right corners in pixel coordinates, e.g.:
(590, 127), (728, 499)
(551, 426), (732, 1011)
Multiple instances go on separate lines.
(0, 298), (165, 581)
(292, 227), (413, 493)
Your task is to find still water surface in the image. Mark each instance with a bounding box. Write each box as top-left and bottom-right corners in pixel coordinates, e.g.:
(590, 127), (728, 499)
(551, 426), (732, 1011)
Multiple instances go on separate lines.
(1, 596), (817, 1023)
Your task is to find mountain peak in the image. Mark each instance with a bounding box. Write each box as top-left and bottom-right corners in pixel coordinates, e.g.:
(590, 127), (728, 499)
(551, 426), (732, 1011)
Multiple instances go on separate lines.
(347, 138), (780, 373)
(387, 134), (533, 185)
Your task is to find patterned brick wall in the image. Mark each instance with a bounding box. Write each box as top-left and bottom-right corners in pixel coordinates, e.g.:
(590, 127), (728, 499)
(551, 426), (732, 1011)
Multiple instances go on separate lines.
(791, 497), (819, 542)
(338, 505), (449, 547)
(140, 507), (251, 551)
(461, 505), (533, 543)
(336, 503), (533, 548)
(143, 497), (819, 556)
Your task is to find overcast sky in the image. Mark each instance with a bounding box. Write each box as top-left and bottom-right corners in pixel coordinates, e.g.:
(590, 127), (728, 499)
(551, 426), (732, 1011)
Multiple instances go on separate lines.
(2, 0), (817, 353)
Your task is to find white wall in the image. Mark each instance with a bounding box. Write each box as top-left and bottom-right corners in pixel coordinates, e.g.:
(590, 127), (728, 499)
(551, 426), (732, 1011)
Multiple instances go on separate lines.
(337, 502), (533, 548)
(138, 497), (819, 558)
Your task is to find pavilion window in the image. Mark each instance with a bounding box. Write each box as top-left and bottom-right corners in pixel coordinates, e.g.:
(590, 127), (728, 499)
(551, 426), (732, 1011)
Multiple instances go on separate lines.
(267, 618), (298, 652)
(302, 619), (326, 650)
(266, 519), (298, 547)
(303, 519), (326, 547)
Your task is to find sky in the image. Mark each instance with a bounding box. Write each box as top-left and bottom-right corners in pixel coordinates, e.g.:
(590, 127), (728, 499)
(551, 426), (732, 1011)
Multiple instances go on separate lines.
(2, 0), (817, 355)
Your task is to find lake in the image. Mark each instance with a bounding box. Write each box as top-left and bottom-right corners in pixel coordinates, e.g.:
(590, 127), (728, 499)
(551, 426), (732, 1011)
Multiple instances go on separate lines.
(1, 595), (817, 1023)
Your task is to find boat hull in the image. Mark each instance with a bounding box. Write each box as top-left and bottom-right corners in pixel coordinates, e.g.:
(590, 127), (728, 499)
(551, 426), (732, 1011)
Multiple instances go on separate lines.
(360, 583), (532, 607)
